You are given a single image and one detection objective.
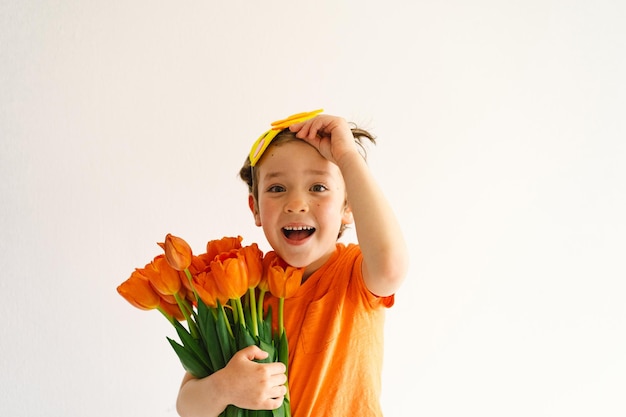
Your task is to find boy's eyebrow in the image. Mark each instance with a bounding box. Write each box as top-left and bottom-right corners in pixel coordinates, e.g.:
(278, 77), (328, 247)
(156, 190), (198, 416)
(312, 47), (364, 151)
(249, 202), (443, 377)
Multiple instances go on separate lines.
(262, 169), (332, 181)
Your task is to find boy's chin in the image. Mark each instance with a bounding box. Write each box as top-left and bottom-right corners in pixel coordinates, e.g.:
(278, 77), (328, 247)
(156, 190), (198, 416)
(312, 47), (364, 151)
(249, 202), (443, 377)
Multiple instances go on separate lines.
(276, 252), (309, 268)
(281, 248), (336, 273)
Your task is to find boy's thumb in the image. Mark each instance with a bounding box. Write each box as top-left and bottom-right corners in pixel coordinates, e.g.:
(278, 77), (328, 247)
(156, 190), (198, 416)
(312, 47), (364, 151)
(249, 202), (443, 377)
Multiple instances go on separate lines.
(241, 344), (269, 361)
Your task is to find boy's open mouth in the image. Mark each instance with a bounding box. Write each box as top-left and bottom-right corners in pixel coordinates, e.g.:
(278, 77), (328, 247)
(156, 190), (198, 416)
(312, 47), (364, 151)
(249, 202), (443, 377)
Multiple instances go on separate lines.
(282, 226), (315, 241)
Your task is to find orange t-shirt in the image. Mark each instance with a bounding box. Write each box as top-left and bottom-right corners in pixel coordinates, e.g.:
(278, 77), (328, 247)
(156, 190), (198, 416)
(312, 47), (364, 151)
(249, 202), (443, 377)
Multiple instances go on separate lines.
(265, 243), (394, 417)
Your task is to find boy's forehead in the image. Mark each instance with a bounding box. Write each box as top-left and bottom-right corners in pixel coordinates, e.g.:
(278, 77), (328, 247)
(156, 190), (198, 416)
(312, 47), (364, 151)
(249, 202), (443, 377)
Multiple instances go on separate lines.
(257, 139), (318, 165)
(257, 141), (344, 180)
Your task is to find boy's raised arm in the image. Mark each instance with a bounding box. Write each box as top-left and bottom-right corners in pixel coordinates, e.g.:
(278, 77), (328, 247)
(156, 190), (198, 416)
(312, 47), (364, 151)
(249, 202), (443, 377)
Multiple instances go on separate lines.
(290, 115), (409, 297)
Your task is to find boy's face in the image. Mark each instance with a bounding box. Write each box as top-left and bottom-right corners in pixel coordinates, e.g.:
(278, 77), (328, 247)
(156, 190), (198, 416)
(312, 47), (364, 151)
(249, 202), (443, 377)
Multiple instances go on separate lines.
(250, 140), (353, 277)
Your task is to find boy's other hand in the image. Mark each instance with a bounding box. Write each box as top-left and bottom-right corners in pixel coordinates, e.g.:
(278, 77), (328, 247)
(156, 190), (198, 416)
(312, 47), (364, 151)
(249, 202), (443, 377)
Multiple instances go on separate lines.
(217, 345), (288, 410)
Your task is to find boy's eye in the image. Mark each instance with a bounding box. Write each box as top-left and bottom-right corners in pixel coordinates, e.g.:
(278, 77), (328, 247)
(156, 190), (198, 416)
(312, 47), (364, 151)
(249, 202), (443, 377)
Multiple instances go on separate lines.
(267, 185), (285, 193)
(310, 184), (328, 192)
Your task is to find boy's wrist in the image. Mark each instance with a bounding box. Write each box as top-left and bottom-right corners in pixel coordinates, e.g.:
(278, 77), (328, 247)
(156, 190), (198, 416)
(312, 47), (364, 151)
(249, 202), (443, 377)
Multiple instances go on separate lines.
(209, 368), (232, 411)
(336, 150), (367, 174)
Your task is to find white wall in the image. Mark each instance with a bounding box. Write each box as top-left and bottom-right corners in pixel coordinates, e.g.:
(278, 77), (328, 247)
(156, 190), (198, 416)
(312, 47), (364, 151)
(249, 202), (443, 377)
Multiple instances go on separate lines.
(1, 1), (624, 416)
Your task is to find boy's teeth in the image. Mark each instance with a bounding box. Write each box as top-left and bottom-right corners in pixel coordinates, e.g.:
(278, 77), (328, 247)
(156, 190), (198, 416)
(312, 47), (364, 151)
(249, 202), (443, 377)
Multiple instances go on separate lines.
(284, 226), (313, 231)
(282, 225), (315, 240)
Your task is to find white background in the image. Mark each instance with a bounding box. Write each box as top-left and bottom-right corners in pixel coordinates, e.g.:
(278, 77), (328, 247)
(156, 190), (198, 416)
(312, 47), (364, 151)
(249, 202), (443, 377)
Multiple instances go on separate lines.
(1, 1), (624, 416)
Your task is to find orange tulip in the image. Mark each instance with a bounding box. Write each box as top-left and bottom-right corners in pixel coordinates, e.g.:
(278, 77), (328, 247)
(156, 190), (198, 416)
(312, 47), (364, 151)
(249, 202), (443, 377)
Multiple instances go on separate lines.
(240, 243), (263, 288)
(257, 253), (275, 293)
(159, 297), (186, 321)
(206, 236), (242, 262)
(211, 251), (249, 300)
(140, 255), (182, 296)
(266, 252), (303, 299)
(257, 272), (269, 293)
(264, 252), (304, 336)
(117, 271), (161, 310)
(189, 254), (210, 274)
(178, 269), (195, 294)
(160, 233), (193, 271)
(175, 254), (207, 297)
(193, 270), (228, 308)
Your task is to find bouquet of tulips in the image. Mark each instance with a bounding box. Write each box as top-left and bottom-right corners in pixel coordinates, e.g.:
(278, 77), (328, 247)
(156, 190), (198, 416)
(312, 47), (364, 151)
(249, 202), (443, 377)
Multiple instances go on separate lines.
(117, 234), (303, 417)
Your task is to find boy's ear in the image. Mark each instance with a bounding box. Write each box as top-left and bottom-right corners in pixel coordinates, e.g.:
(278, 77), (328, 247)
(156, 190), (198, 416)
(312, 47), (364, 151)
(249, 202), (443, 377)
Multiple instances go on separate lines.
(341, 203), (354, 225)
(248, 194), (262, 227)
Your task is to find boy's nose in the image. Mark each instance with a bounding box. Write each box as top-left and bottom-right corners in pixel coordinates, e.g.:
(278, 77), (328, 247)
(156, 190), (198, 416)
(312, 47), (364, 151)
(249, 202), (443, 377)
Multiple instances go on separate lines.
(284, 197), (308, 213)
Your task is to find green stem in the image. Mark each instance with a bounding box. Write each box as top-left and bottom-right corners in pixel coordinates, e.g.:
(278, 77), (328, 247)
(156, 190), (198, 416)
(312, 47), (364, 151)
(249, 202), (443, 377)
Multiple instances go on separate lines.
(179, 292), (195, 317)
(218, 303), (234, 339)
(183, 268), (200, 300)
(157, 307), (174, 325)
(279, 297), (285, 336)
(182, 268), (200, 322)
(235, 298), (246, 329)
(230, 299), (239, 325)
(285, 380), (291, 414)
(248, 288), (259, 338)
(257, 289), (266, 323)
(174, 292), (199, 339)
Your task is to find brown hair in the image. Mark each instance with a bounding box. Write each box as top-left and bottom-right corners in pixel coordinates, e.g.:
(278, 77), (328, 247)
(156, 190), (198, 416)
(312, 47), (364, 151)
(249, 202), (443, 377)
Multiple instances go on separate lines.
(239, 124), (376, 238)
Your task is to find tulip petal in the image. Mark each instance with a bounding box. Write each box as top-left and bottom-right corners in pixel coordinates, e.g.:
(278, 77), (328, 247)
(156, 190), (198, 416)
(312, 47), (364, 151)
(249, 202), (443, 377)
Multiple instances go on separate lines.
(117, 274), (161, 310)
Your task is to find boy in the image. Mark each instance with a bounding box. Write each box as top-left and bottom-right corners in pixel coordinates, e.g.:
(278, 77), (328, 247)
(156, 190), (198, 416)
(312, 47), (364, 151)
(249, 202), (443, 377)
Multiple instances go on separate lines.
(177, 111), (408, 416)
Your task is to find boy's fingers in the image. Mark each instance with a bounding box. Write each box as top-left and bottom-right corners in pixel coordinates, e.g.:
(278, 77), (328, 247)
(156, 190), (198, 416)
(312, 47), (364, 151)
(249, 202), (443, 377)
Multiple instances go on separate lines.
(290, 122), (312, 139)
(239, 344), (269, 361)
(264, 395), (285, 411)
(288, 121), (304, 131)
(236, 346), (287, 376)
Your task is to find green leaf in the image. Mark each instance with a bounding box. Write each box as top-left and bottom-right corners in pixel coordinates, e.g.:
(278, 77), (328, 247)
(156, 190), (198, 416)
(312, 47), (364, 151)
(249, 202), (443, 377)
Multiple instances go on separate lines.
(258, 338), (275, 363)
(172, 320), (213, 373)
(258, 305), (273, 343)
(216, 302), (236, 364)
(167, 337), (210, 378)
(196, 297), (214, 340)
(278, 331), (289, 370)
(197, 298), (226, 370)
(236, 323), (257, 351)
(271, 401), (286, 417)
(223, 405), (242, 417)
(284, 397), (291, 417)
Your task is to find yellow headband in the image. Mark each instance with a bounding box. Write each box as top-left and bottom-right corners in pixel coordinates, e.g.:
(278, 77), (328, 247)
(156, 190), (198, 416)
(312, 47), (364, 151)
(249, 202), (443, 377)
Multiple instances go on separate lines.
(248, 109), (323, 167)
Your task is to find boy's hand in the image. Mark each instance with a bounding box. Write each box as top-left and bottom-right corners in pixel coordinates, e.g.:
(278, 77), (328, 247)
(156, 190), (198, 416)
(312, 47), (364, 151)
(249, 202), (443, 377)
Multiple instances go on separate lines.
(289, 115), (360, 167)
(217, 345), (288, 410)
